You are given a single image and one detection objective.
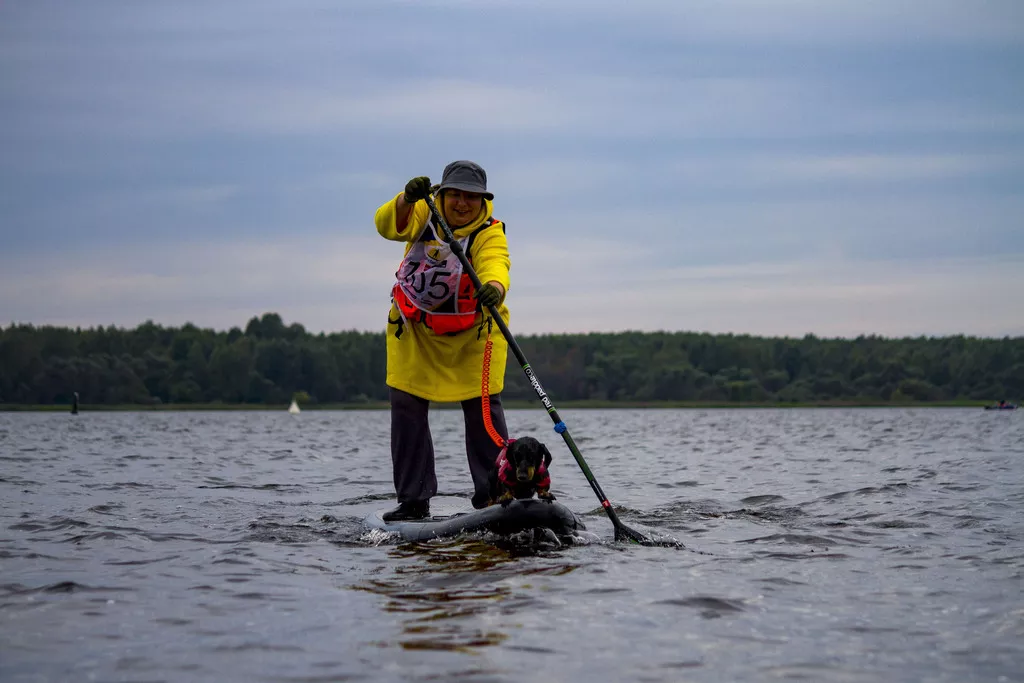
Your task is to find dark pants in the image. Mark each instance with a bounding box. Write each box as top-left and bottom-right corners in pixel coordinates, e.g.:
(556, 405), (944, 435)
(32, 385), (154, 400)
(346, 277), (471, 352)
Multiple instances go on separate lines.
(389, 387), (509, 509)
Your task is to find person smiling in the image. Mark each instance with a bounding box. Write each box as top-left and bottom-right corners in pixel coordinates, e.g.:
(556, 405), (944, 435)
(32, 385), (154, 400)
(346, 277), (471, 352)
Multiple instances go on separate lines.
(374, 160), (511, 521)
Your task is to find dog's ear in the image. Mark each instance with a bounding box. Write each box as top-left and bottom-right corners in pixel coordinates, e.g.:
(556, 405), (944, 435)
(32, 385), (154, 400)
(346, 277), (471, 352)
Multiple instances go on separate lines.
(541, 444), (552, 468)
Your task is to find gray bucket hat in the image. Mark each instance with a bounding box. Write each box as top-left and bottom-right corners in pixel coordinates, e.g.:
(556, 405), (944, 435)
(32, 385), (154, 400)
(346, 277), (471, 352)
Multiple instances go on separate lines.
(434, 160), (493, 200)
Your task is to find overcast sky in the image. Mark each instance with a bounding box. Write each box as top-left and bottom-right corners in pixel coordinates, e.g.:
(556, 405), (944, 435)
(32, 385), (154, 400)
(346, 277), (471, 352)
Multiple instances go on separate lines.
(2, 0), (1022, 338)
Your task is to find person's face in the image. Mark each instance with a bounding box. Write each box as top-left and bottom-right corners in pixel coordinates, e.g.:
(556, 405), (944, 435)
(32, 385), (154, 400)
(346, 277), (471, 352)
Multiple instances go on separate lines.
(442, 190), (484, 227)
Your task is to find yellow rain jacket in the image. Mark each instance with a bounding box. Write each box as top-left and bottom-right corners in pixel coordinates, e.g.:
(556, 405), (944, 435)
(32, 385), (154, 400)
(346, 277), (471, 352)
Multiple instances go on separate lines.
(375, 193), (510, 402)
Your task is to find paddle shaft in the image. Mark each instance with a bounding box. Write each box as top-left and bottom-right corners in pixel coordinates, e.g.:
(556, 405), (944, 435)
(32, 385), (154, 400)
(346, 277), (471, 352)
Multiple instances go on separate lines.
(423, 195), (635, 537)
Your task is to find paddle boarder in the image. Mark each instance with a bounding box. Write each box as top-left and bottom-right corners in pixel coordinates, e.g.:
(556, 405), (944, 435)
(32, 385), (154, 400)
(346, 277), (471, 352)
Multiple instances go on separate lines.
(374, 161), (511, 521)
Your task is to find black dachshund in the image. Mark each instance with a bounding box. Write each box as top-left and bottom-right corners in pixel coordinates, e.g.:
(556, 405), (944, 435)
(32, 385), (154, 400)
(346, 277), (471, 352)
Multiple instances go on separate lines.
(488, 436), (555, 506)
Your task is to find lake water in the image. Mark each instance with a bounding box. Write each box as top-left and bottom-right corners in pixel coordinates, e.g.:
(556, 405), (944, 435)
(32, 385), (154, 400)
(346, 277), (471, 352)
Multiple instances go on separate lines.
(1, 408), (1022, 682)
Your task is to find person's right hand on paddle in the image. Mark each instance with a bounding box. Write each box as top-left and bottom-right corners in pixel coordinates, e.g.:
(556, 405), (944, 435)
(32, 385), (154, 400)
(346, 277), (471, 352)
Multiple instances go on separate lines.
(403, 176), (431, 203)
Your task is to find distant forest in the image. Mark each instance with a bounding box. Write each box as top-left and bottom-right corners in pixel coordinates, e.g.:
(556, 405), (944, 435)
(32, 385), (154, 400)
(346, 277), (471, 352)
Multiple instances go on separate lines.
(1, 313), (1022, 406)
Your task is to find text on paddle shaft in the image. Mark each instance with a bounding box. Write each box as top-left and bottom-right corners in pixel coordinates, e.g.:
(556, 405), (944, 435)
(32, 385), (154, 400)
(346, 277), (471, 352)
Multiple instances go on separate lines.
(524, 365), (553, 410)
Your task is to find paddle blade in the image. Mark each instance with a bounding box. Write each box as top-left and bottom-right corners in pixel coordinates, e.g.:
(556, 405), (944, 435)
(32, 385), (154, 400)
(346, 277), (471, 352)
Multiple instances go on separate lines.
(614, 523), (648, 544)
(614, 522), (685, 548)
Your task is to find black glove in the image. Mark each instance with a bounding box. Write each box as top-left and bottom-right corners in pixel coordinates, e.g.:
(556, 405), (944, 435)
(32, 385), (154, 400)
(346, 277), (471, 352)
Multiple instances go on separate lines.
(474, 283), (502, 308)
(403, 176), (431, 203)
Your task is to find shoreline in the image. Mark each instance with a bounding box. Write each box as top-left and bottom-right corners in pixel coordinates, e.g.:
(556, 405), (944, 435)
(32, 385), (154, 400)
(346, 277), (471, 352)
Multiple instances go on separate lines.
(0, 400), (1003, 412)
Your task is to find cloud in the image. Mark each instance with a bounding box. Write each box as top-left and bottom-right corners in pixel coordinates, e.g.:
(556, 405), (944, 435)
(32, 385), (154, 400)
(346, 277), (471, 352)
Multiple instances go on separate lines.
(511, 250), (1024, 338)
(731, 153), (1020, 183)
(1, 0), (1022, 337)
(496, 151), (1022, 203)
(0, 236), (398, 331)
(2, 230), (1021, 339)
(500, 189), (1024, 264)
(10, 64), (1020, 145)
(449, 0), (1024, 45)
(2, 75), (574, 140)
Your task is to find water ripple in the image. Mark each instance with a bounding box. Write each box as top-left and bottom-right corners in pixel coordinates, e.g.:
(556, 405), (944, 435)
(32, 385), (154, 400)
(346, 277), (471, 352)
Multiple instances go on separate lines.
(0, 408), (1021, 682)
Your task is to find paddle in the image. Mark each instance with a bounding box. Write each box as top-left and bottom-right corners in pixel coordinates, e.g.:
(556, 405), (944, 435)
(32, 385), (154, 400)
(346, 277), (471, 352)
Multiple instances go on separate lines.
(423, 194), (652, 545)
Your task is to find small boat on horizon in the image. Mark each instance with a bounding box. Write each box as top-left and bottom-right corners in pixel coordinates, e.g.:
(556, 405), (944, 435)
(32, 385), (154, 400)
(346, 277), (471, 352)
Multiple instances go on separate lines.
(984, 401), (1017, 411)
(288, 399), (301, 414)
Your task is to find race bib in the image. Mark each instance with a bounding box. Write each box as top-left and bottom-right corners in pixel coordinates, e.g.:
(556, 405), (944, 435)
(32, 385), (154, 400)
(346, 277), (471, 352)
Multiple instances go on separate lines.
(395, 239), (465, 312)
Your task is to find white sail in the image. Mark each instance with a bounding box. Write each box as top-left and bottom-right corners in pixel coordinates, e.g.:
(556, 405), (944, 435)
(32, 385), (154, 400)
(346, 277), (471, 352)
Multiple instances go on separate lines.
(288, 399), (301, 414)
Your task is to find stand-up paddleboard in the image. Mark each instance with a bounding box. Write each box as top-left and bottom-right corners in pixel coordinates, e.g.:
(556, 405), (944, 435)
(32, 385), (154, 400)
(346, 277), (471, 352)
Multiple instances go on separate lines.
(363, 498), (586, 542)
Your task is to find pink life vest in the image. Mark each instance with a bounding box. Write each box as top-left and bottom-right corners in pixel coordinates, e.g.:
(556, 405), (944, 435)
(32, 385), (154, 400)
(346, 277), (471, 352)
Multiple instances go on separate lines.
(495, 439), (551, 488)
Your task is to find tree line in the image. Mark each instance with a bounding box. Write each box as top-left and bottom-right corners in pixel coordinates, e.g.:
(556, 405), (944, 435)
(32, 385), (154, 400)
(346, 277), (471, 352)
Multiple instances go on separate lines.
(1, 313), (1021, 406)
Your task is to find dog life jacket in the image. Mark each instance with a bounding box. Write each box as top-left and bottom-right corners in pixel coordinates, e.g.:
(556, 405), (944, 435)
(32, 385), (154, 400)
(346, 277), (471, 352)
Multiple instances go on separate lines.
(495, 439), (551, 488)
(392, 217), (501, 335)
